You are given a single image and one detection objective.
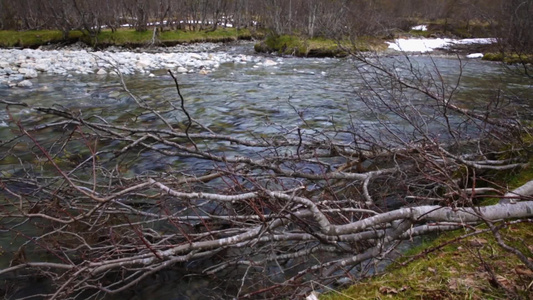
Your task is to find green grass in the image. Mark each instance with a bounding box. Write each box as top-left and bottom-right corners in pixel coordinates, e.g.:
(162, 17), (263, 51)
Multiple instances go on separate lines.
(0, 30), (83, 48)
(483, 52), (533, 64)
(254, 34), (386, 57)
(321, 222), (533, 300)
(92, 27), (252, 45)
(0, 28), (254, 48)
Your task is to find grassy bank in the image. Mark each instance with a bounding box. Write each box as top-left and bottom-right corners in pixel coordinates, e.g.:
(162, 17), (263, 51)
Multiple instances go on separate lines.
(321, 163), (533, 300)
(0, 30), (84, 48)
(254, 34), (387, 57)
(0, 28), (257, 48)
(483, 52), (533, 64)
(322, 222), (532, 299)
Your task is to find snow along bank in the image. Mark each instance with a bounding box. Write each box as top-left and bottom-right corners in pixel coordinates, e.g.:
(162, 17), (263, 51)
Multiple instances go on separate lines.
(387, 38), (496, 53)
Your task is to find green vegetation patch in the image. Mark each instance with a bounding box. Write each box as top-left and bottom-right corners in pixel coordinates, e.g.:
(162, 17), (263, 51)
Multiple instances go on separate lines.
(254, 34), (386, 57)
(483, 52), (533, 64)
(0, 30), (83, 48)
(321, 222), (533, 300)
(92, 27), (252, 46)
(0, 28), (253, 48)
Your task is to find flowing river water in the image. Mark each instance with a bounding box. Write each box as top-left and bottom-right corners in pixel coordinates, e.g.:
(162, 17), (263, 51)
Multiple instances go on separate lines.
(0, 42), (531, 299)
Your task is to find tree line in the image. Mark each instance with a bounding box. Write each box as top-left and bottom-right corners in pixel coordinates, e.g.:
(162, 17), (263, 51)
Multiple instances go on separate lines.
(0, 0), (530, 48)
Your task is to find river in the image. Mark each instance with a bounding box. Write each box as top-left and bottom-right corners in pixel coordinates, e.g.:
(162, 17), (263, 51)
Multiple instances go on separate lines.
(0, 42), (531, 299)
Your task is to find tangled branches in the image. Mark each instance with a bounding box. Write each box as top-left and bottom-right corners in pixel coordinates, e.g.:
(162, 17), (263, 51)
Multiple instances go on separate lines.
(0, 55), (532, 299)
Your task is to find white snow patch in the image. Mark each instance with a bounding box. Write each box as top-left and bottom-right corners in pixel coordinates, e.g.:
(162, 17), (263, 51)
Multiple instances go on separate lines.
(387, 38), (452, 53)
(466, 53), (484, 59)
(387, 38), (496, 53)
(411, 25), (428, 31)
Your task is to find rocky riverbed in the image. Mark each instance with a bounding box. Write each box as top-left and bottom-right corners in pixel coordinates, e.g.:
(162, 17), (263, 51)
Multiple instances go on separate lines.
(0, 42), (279, 88)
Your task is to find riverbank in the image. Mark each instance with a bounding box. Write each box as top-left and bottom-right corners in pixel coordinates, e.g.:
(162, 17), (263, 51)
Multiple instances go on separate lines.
(0, 42), (281, 88)
(2, 28), (528, 65)
(0, 28), (259, 49)
(321, 163), (533, 300)
(321, 221), (533, 300)
(253, 35), (388, 57)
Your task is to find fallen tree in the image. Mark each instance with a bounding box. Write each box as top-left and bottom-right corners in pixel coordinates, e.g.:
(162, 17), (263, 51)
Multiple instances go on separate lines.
(0, 53), (532, 299)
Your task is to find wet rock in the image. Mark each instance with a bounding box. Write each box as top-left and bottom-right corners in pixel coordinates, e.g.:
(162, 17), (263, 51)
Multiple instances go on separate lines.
(9, 74), (24, 81)
(19, 68), (39, 79)
(263, 59), (278, 66)
(17, 80), (33, 87)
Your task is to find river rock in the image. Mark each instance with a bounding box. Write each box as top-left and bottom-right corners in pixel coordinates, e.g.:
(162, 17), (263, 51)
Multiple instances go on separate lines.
(136, 59), (152, 68)
(189, 53), (202, 60)
(9, 74), (24, 81)
(0, 44), (254, 79)
(19, 68), (39, 78)
(17, 80), (33, 87)
(96, 68), (107, 75)
(263, 59), (278, 66)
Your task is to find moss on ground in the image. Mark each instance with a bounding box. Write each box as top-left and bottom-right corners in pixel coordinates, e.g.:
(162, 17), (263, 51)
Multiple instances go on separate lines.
(254, 34), (386, 57)
(483, 52), (533, 64)
(321, 222), (533, 300)
(0, 28), (255, 48)
(89, 27), (253, 46)
(0, 30), (84, 48)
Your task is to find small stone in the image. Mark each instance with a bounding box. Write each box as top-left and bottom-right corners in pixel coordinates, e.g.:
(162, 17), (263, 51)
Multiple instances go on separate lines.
(177, 67), (188, 73)
(148, 73), (155, 77)
(96, 68), (107, 75)
(189, 53), (202, 60)
(17, 80), (33, 87)
(263, 59), (278, 66)
(199, 69), (209, 75)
